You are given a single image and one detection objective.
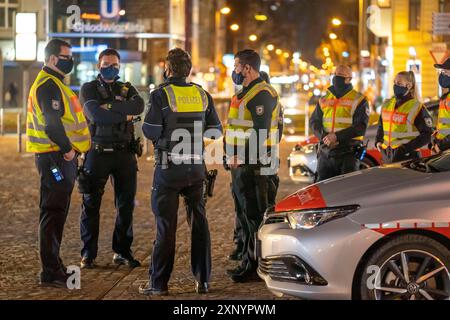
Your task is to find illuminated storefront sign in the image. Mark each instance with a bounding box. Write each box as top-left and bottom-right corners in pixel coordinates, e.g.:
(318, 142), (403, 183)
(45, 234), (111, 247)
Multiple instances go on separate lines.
(100, 0), (120, 19)
(70, 21), (145, 33)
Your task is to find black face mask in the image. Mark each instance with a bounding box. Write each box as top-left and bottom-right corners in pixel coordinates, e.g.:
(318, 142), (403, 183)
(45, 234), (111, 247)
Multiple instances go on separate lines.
(332, 76), (352, 94)
(232, 71), (245, 85)
(55, 57), (74, 75)
(439, 73), (450, 89)
(394, 85), (409, 99)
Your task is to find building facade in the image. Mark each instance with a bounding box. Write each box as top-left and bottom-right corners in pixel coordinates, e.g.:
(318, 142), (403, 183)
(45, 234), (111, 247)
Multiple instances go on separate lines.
(365, 0), (450, 102)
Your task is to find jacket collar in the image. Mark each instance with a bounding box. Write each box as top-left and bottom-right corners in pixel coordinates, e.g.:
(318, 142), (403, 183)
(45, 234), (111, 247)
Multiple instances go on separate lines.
(238, 77), (263, 99)
(43, 66), (65, 81)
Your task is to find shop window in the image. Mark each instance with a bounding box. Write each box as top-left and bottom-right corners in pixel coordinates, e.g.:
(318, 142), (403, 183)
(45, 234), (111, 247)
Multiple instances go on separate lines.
(409, 0), (421, 31)
(0, 0), (19, 29)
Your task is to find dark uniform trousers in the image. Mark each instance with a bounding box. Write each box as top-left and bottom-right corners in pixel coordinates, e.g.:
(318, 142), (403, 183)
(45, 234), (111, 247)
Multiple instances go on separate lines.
(80, 149), (137, 259)
(150, 166), (211, 290)
(232, 174), (279, 253)
(231, 166), (278, 271)
(35, 152), (77, 276)
(316, 149), (359, 182)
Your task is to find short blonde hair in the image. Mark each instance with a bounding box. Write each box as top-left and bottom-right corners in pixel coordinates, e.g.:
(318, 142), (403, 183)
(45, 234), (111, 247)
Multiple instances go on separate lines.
(397, 71), (417, 98)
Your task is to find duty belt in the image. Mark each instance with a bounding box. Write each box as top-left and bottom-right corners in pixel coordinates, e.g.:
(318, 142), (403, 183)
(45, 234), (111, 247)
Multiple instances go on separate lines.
(169, 153), (203, 162)
(155, 150), (203, 169)
(93, 142), (128, 153)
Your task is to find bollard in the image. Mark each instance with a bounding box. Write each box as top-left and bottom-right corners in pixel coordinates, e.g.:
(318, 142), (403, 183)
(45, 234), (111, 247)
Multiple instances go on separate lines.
(0, 107), (3, 136)
(143, 137), (149, 156)
(17, 113), (22, 153)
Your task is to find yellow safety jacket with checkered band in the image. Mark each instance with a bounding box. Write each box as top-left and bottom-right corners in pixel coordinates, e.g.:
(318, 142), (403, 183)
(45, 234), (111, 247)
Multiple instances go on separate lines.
(319, 89), (365, 141)
(381, 98), (422, 149)
(225, 81), (281, 149)
(436, 93), (450, 140)
(26, 69), (91, 153)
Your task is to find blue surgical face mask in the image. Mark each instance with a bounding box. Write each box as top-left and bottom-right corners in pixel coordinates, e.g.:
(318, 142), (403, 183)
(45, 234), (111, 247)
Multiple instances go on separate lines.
(439, 73), (450, 89)
(100, 65), (120, 81)
(232, 70), (245, 85)
(394, 84), (409, 99)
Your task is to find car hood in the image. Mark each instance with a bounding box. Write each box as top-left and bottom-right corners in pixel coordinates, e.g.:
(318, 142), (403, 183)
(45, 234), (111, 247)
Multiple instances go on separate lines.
(275, 164), (447, 212)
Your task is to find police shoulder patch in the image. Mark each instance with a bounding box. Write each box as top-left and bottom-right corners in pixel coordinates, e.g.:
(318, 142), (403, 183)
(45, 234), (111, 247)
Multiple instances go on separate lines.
(51, 100), (60, 111)
(255, 105), (265, 116)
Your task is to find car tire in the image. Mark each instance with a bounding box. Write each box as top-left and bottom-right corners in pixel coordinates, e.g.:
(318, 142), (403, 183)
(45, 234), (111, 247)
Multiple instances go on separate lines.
(358, 234), (450, 300)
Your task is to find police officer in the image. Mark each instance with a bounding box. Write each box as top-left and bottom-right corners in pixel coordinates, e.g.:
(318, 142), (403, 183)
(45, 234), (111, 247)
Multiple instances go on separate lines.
(26, 39), (91, 287)
(225, 49), (281, 282)
(310, 65), (370, 182)
(78, 48), (144, 269)
(432, 58), (450, 153)
(227, 70), (282, 262)
(139, 48), (222, 296)
(375, 71), (432, 163)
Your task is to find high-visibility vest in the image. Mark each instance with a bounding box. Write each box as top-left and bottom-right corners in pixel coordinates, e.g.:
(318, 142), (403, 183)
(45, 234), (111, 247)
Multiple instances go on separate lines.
(319, 89), (365, 141)
(436, 93), (450, 140)
(381, 98), (422, 149)
(161, 84), (209, 158)
(225, 81), (281, 148)
(26, 69), (91, 154)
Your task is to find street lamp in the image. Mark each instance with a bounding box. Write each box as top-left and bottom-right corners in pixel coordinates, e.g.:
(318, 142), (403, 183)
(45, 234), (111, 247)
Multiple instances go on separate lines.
(332, 18), (342, 26)
(249, 34), (258, 42)
(15, 13), (37, 61)
(329, 33), (338, 40)
(15, 12), (37, 115)
(266, 44), (275, 51)
(220, 7), (231, 15)
(275, 48), (282, 55)
(230, 24), (239, 31)
(254, 14), (268, 21)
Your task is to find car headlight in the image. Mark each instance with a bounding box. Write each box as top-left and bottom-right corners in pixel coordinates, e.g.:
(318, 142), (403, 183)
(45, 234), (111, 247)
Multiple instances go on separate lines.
(287, 205), (360, 230)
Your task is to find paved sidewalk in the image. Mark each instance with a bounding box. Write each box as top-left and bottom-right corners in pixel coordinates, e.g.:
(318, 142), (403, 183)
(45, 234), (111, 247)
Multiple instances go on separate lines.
(0, 136), (305, 300)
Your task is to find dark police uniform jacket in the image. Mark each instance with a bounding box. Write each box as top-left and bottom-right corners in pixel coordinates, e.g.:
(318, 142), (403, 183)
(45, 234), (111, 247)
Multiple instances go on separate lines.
(143, 77), (223, 187)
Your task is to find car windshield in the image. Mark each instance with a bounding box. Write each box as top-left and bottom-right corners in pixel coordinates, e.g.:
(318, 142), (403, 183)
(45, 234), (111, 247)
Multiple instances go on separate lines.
(403, 151), (450, 173)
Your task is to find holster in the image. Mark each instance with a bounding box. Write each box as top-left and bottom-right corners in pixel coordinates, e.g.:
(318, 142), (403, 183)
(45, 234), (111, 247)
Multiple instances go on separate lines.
(77, 166), (91, 194)
(203, 169), (218, 202)
(129, 137), (143, 157)
(154, 149), (169, 169)
(76, 166), (107, 195)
